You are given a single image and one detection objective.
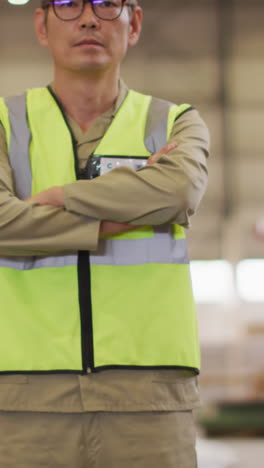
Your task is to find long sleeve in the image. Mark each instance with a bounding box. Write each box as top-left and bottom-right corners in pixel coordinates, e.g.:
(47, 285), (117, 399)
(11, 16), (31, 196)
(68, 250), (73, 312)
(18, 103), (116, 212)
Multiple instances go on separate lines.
(63, 109), (209, 227)
(0, 125), (100, 256)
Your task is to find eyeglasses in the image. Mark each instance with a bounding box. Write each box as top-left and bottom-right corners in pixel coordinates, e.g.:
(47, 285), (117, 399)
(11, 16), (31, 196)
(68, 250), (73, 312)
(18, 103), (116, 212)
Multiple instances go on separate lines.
(44, 0), (133, 22)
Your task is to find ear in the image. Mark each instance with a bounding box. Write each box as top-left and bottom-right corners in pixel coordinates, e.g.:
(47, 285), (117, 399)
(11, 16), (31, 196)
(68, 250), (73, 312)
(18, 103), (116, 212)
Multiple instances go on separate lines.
(128, 7), (143, 48)
(34, 8), (49, 47)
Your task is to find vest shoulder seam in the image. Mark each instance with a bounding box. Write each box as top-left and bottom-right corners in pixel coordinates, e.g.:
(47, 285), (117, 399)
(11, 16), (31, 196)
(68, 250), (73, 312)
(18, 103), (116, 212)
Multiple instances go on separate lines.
(174, 106), (195, 122)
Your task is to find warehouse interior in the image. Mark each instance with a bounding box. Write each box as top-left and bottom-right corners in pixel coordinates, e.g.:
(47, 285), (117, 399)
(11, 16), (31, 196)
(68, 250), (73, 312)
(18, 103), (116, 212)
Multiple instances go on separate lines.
(1, 0), (264, 467)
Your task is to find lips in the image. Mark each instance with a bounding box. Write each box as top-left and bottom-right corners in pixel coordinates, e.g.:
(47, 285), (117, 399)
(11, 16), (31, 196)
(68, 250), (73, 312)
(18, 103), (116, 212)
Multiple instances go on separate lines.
(75, 39), (103, 47)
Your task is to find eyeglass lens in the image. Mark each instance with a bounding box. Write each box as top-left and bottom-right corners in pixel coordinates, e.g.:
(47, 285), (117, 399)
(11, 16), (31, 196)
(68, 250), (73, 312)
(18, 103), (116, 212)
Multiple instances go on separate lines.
(53, 0), (124, 21)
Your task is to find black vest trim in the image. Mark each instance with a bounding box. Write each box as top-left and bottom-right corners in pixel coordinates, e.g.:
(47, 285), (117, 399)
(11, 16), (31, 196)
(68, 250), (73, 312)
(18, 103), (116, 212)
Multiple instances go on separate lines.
(46, 86), (95, 374)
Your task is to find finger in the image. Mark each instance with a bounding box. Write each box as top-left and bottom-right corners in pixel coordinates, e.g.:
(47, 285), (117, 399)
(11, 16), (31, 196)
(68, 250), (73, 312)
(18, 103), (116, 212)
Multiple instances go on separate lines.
(147, 141), (178, 165)
(157, 141), (178, 156)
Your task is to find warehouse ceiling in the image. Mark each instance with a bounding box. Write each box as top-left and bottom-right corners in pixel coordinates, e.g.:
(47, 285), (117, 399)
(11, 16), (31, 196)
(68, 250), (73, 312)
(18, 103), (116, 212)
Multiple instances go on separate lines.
(0, 0), (263, 261)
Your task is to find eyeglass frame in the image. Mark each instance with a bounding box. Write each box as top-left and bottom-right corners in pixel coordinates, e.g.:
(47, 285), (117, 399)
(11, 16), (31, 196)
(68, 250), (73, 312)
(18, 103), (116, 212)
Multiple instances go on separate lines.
(42, 0), (135, 22)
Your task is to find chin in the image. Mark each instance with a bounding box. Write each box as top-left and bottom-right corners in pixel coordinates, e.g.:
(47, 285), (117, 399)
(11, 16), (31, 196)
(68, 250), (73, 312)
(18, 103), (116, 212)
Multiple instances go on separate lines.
(76, 61), (109, 73)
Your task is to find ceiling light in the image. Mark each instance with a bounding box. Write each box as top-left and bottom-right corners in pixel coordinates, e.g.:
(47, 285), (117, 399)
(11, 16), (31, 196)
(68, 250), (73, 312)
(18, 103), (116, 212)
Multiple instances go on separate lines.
(8, 0), (30, 5)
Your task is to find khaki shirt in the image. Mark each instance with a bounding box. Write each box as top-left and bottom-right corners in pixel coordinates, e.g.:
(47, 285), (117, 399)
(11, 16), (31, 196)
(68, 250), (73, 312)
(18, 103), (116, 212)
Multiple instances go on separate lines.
(0, 81), (209, 412)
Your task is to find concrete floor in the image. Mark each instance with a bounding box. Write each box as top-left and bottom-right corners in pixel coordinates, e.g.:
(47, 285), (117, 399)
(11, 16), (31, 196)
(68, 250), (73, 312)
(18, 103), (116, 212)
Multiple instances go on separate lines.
(197, 438), (264, 468)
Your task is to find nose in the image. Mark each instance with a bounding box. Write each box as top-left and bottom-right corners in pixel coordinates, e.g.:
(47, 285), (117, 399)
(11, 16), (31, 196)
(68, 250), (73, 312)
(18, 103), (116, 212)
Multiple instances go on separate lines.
(78, 0), (100, 28)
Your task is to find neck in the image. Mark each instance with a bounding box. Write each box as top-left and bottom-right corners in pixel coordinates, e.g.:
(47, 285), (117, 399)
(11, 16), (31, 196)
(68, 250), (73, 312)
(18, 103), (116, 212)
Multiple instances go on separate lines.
(52, 68), (120, 132)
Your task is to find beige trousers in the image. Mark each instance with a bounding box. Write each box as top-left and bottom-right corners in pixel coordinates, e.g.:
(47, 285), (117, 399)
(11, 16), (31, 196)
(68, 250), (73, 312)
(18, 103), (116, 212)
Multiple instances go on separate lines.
(0, 411), (197, 467)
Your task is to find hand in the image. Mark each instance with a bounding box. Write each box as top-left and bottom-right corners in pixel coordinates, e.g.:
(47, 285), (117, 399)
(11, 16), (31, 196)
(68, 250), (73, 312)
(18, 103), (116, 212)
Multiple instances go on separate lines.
(147, 141), (178, 165)
(26, 186), (64, 207)
(100, 221), (137, 237)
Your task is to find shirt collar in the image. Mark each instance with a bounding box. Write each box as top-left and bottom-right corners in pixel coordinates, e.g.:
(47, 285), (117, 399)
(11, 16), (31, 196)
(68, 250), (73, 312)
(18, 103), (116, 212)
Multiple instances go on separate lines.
(49, 79), (129, 121)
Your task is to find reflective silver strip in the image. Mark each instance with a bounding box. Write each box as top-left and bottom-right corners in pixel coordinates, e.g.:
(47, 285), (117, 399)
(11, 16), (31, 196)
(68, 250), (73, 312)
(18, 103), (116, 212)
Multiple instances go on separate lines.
(0, 254), (77, 271)
(5, 94), (32, 199)
(144, 97), (173, 154)
(0, 232), (188, 269)
(90, 226), (189, 266)
(2, 94), (78, 271)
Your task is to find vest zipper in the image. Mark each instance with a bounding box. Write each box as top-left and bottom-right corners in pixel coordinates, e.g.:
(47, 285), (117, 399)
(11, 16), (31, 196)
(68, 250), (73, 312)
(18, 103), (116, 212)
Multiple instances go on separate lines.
(78, 251), (95, 374)
(46, 86), (95, 375)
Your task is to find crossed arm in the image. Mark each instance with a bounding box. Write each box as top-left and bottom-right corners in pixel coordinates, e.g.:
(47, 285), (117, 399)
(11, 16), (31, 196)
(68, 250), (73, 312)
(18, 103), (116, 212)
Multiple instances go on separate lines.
(26, 142), (177, 237)
(0, 109), (209, 256)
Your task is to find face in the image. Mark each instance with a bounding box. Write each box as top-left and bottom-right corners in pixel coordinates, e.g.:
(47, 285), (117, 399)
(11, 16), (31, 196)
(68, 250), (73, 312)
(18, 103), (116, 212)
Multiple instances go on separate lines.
(34, 1), (143, 75)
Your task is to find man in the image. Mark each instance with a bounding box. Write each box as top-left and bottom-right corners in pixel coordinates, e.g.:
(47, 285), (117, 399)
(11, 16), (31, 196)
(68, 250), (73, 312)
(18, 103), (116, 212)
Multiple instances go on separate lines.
(0, 0), (209, 467)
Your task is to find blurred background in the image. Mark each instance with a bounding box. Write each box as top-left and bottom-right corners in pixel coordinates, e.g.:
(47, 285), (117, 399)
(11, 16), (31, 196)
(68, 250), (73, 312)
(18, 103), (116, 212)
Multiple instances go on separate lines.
(1, 0), (264, 466)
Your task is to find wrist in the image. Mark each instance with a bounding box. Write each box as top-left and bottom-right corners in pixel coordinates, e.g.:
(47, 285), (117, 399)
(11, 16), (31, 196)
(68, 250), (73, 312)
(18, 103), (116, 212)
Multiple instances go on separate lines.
(54, 186), (64, 206)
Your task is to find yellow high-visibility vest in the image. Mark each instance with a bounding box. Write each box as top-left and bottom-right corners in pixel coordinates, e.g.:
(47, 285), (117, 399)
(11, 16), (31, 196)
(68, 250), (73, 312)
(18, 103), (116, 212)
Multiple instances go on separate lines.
(0, 88), (200, 374)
